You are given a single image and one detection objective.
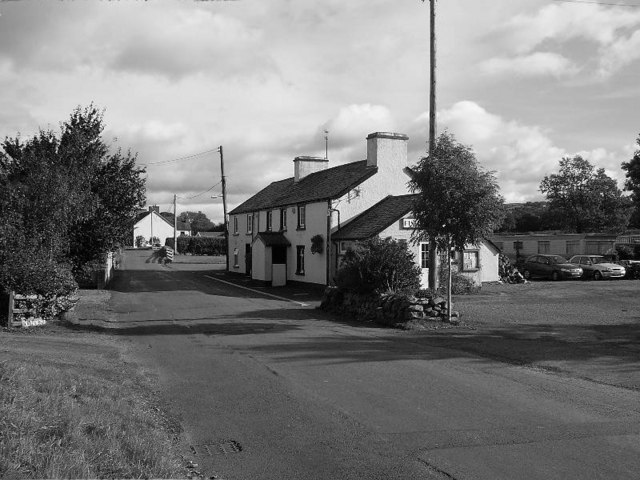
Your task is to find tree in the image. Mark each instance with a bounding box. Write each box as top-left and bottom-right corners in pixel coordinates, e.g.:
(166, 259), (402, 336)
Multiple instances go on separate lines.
(0, 104), (146, 291)
(409, 132), (505, 315)
(621, 134), (640, 227)
(409, 132), (505, 253)
(540, 155), (632, 233)
(177, 211), (214, 234)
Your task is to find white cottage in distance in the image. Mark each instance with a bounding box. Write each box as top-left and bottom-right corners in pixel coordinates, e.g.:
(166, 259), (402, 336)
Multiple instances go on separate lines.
(227, 132), (499, 287)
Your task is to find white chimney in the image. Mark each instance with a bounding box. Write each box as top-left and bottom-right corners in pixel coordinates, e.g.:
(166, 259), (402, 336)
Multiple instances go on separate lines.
(366, 132), (408, 168)
(293, 156), (329, 182)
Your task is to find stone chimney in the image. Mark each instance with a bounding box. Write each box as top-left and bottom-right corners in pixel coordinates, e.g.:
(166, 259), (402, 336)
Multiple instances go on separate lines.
(366, 132), (408, 168)
(148, 205), (160, 213)
(293, 156), (329, 182)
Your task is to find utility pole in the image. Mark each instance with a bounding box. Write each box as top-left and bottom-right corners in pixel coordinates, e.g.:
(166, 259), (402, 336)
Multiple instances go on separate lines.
(218, 146), (229, 272)
(173, 194), (178, 254)
(324, 130), (329, 159)
(427, 0), (439, 291)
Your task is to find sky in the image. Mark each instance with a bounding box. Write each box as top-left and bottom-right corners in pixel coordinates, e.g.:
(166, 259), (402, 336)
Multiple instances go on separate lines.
(1, 0), (639, 223)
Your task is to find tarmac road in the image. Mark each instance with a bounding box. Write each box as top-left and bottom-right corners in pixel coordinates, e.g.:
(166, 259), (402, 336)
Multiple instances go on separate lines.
(111, 249), (640, 480)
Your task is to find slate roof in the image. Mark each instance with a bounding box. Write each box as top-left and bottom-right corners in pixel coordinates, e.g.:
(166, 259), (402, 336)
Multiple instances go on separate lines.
(254, 232), (291, 246)
(332, 194), (418, 241)
(229, 160), (376, 215)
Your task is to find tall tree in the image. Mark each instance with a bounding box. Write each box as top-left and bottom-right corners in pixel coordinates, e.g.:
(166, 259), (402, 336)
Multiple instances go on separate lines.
(177, 211), (214, 234)
(0, 104), (146, 280)
(621, 134), (640, 227)
(409, 132), (505, 253)
(540, 155), (632, 233)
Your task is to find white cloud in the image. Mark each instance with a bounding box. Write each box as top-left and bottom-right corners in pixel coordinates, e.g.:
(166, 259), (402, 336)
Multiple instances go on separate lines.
(483, 3), (640, 80)
(322, 104), (396, 148)
(480, 52), (579, 78)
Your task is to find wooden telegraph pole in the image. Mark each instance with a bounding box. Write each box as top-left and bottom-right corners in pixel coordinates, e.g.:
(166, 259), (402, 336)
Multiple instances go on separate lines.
(218, 146), (229, 272)
(173, 194), (178, 254)
(427, 0), (439, 291)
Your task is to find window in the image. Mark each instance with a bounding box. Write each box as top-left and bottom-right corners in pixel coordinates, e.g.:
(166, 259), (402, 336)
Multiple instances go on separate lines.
(297, 205), (306, 230)
(462, 250), (480, 271)
(233, 216), (238, 235)
(566, 240), (579, 256)
(296, 245), (305, 275)
(538, 241), (550, 254)
(246, 214), (253, 234)
(266, 210), (273, 231)
(513, 241), (523, 250)
(420, 243), (429, 269)
(340, 241), (354, 253)
(280, 208), (287, 230)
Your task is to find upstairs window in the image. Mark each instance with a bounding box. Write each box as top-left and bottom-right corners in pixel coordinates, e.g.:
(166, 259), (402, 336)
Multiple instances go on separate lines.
(280, 208), (287, 231)
(266, 210), (273, 231)
(233, 216), (238, 234)
(246, 214), (253, 234)
(297, 205), (306, 230)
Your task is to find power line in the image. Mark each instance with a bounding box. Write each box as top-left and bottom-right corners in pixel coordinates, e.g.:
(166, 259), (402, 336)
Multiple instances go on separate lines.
(553, 0), (640, 7)
(179, 181), (222, 200)
(139, 148), (219, 167)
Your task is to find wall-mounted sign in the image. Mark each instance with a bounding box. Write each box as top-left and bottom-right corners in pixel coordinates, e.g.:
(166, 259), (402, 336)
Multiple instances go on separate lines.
(400, 218), (417, 229)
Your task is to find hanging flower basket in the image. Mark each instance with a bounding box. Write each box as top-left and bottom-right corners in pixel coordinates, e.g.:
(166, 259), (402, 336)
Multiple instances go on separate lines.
(311, 234), (324, 255)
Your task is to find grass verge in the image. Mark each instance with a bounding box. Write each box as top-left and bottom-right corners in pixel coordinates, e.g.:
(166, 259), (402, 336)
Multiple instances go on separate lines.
(0, 327), (185, 479)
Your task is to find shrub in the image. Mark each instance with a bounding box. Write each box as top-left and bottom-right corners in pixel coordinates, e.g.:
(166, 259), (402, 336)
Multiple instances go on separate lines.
(335, 237), (421, 295)
(135, 235), (146, 247)
(616, 244), (634, 260)
(438, 266), (480, 295)
(0, 251), (77, 297)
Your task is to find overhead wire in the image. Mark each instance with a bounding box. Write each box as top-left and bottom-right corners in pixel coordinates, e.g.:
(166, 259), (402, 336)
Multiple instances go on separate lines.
(139, 148), (219, 167)
(553, 0), (640, 7)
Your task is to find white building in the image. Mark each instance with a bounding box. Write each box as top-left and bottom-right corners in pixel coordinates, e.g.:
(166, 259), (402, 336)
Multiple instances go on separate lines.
(133, 207), (191, 246)
(228, 132), (499, 287)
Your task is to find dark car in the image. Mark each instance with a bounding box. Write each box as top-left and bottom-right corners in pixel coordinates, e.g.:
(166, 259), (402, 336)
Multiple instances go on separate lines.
(618, 260), (640, 279)
(521, 254), (583, 281)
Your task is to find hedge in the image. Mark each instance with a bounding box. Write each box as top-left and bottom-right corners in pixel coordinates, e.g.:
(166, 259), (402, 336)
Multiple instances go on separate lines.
(165, 235), (227, 256)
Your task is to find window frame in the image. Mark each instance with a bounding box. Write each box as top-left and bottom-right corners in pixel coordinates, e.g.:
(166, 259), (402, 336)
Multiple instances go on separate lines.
(297, 204), (306, 230)
(233, 216), (239, 235)
(246, 213), (253, 234)
(420, 242), (430, 269)
(266, 210), (273, 232)
(280, 208), (287, 231)
(461, 249), (480, 272)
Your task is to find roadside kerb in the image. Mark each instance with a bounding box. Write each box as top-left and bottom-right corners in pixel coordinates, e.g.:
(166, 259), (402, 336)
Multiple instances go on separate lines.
(203, 275), (310, 307)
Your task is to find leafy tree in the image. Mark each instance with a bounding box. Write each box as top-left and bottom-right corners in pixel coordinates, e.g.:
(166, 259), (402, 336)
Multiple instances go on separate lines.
(177, 211), (214, 234)
(335, 237), (421, 294)
(540, 155), (632, 233)
(621, 134), (640, 227)
(0, 104), (146, 292)
(409, 132), (505, 253)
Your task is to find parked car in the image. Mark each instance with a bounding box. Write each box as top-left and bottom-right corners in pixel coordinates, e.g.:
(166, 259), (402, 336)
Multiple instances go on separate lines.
(568, 255), (626, 280)
(521, 254), (583, 281)
(617, 260), (640, 279)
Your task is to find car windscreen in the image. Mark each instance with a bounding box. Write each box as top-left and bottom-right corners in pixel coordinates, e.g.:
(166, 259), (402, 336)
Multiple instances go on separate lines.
(589, 257), (605, 264)
(549, 256), (567, 264)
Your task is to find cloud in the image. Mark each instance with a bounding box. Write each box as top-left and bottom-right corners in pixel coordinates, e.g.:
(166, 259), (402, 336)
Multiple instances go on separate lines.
(482, 3), (640, 79)
(480, 52), (579, 78)
(322, 104), (396, 147)
(415, 101), (566, 202)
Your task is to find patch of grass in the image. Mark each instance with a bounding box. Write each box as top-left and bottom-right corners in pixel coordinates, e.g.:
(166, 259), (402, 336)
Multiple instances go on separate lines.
(0, 351), (184, 478)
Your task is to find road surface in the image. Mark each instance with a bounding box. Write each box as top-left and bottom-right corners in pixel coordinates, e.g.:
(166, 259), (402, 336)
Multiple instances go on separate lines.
(112, 249), (640, 480)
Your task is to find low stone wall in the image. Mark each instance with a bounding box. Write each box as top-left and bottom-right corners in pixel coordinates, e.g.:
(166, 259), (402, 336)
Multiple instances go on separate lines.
(319, 287), (460, 328)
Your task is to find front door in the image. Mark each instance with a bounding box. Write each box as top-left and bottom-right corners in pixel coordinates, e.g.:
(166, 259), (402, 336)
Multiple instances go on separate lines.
(245, 244), (252, 276)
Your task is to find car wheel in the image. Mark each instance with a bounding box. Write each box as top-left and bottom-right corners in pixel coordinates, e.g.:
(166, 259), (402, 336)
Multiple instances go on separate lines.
(593, 270), (603, 281)
(523, 270), (531, 280)
(551, 271), (560, 281)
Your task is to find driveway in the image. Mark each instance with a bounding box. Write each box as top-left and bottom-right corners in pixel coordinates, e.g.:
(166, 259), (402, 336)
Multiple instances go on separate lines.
(73, 249), (640, 480)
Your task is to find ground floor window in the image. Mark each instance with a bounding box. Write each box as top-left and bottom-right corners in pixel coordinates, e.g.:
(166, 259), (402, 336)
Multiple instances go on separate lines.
(296, 245), (305, 275)
(538, 241), (550, 254)
(420, 243), (429, 269)
(462, 250), (480, 271)
(233, 248), (239, 268)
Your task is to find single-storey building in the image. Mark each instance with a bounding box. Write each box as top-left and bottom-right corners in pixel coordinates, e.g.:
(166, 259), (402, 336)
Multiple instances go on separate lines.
(133, 206), (191, 246)
(489, 232), (618, 262)
(227, 131), (499, 287)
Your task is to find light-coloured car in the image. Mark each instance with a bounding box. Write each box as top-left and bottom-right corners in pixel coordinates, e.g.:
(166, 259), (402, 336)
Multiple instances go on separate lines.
(568, 255), (626, 280)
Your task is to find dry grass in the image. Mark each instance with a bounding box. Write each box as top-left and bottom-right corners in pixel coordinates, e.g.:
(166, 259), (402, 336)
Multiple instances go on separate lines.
(0, 332), (185, 479)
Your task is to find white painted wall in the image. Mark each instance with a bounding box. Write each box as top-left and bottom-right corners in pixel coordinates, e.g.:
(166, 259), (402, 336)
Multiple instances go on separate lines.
(133, 212), (174, 246)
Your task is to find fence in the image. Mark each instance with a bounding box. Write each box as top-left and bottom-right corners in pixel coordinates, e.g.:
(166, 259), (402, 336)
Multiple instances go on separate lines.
(1, 292), (47, 328)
